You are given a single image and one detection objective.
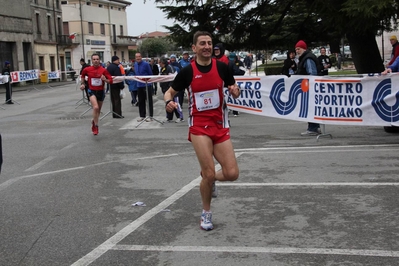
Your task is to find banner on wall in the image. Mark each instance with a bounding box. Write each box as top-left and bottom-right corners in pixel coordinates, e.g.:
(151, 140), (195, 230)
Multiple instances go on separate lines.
(48, 70), (61, 80)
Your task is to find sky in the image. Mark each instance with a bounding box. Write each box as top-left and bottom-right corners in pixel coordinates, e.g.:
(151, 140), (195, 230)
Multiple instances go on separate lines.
(126, 1), (174, 36)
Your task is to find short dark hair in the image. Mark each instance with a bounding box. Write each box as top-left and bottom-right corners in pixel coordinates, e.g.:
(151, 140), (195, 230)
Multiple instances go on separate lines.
(91, 53), (100, 59)
(193, 31), (212, 45)
(80, 58), (85, 63)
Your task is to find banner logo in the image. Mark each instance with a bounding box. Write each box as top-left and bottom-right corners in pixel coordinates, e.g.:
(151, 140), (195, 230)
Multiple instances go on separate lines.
(270, 78), (309, 118)
(372, 78), (399, 122)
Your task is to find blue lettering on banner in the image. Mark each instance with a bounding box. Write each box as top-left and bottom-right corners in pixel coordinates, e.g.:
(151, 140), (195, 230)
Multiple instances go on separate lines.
(225, 81), (263, 110)
(314, 81), (363, 118)
(372, 78), (399, 122)
(269, 78), (309, 118)
(19, 70), (38, 81)
(48, 72), (58, 79)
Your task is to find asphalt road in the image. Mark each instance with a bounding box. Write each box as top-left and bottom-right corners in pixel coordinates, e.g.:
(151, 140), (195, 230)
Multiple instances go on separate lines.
(1, 80), (399, 266)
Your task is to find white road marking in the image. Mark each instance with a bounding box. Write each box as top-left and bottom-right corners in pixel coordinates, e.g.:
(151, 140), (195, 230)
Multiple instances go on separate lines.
(70, 156), (234, 266)
(24, 143), (77, 172)
(112, 245), (399, 258)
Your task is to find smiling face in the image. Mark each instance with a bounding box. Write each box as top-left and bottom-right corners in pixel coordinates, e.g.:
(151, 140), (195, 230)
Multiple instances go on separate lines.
(192, 34), (213, 61)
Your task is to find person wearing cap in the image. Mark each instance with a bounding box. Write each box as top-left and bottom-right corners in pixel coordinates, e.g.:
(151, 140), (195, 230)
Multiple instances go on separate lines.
(179, 51), (191, 68)
(2, 61), (12, 104)
(387, 35), (399, 67)
(106, 55), (125, 118)
(295, 40), (321, 136)
(212, 43), (229, 65)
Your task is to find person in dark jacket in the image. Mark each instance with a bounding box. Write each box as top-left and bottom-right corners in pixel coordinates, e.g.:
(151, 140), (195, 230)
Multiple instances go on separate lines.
(150, 58), (159, 95)
(318, 47), (331, 76)
(228, 52), (245, 116)
(80, 58), (90, 102)
(281, 50), (297, 77)
(295, 40), (321, 136)
(212, 43), (229, 65)
(106, 55), (124, 118)
(2, 61), (12, 104)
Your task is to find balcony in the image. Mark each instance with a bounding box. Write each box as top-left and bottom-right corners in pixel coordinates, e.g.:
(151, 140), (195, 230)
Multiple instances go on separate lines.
(111, 35), (136, 46)
(58, 35), (80, 46)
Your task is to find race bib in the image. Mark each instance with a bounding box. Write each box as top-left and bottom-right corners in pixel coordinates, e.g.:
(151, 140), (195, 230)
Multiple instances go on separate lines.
(91, 78), (102, 86)
(194, 88), (220, 111)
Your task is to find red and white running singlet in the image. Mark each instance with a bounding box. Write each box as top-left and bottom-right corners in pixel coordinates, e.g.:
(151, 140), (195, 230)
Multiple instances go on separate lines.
(187, 59), (229, 128)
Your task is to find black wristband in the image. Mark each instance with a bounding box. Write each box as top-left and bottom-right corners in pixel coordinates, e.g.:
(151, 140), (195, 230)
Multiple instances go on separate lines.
(165, 100), (173, 106)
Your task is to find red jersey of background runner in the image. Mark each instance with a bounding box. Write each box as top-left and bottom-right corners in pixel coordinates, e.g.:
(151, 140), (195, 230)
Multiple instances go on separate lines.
(81, 65), (113, 91)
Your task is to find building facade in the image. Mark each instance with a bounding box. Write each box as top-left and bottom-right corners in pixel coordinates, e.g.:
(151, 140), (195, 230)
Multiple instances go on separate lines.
(61, 0), (133, 70)
(0, 1), (34, 71)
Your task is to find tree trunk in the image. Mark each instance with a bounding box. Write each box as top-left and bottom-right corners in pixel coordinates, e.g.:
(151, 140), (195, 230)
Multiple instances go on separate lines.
(347, 31), (385, 74)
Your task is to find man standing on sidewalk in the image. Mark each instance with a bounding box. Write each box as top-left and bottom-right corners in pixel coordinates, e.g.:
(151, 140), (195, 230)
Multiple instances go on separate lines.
(2, 61), (12, 104)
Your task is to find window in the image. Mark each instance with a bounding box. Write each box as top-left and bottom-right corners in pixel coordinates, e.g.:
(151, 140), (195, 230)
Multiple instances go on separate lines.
(110, 6), (113, 9)
(87, 1), (91, 5)
(61, 1), (67, 4)
(46, 0), (49, 6)
(100, 23), (105, 35)
(121, 51), (124, 62)
(88, 22), (93, 34)
(63, 21), (69, 35)
(99, 4), (103, 8)
(39, 56), (45, 70)
(120, 25), (123, 36)
(57, 17), (62, 35)
(36, 13), (41, 34)
(47, 16), (52, 36)
(56, 0), (60, 8)
(50, 56), (55, 71)
(65, 51), (71, 68)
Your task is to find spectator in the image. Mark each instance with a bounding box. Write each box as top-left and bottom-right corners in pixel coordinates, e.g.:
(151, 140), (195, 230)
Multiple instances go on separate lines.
(107, 55), (125, 118)
(244, 53), (253, 75)
(281, 50), (297, 77)
(159, 58), (182, 122)
(295, 40), (321, 136)
(212, 43), (229, 65)
(125, 64), (138, 106)
(169, 54), (184, 122)
(179, 51), (191, 68)
(387, 35), (399, 67)
(318, 47), (331, 76)
(134, 52), (154, 122)
(228, 52), (245, 117)
(80, 58), (90, 102)
(150, 58), (159, 95)
(2, 61), (12, 104)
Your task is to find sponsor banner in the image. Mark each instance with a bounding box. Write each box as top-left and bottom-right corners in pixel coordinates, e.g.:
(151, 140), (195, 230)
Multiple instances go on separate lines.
(112, 73), (399, 127)
(48, 70), (61, 80)
(10, 70), (40, 83)
(226, 74), (399, 127)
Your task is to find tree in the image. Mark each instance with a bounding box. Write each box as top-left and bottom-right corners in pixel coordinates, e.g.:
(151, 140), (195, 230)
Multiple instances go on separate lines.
(138, 37), (173, 58)
(153, 0), (399, 73)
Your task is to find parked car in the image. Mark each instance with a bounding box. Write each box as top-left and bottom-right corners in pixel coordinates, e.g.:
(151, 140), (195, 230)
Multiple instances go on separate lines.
(271, 50), (287, 61)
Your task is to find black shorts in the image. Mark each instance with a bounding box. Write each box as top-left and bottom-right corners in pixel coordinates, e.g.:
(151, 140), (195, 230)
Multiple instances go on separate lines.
(87, 89), (105, 102)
